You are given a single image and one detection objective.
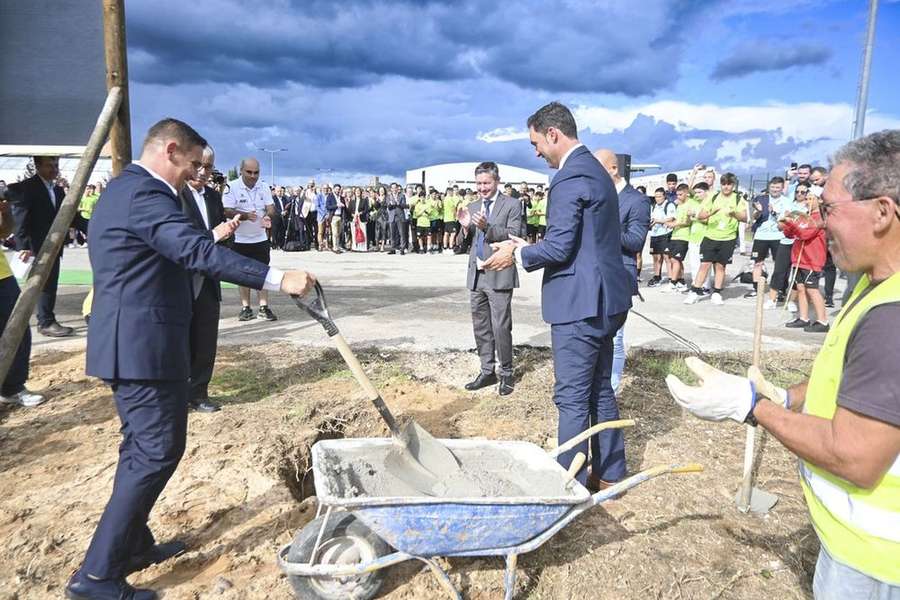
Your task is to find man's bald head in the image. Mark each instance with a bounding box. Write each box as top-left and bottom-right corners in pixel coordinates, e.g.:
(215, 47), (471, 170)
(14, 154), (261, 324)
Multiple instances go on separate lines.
(593, 148), (619, 182)
(240, 157), (260, 189)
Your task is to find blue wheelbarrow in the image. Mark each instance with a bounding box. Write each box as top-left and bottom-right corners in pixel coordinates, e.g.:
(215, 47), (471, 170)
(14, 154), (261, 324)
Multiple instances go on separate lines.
(277, 420), (701, 600)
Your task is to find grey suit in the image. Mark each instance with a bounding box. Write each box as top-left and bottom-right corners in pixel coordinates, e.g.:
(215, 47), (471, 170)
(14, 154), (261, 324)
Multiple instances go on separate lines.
(465, 192), (521, 378)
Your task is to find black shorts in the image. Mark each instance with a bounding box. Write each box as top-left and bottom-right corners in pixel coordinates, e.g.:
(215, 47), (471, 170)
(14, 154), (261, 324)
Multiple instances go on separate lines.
(444, 221), (459, 233)
(526, 224), (538, 237)
(232, 240), (271, 265)
(416, 225), (430, 236)
(794, 269), (822, 288)
(699, 237), (736, 265)
(666, 239), (689, 260)
(430, 220), (443, 234)
(537, 225), (546, 237)
(650, 234), (670, 255)
(751, 239), (781, 262)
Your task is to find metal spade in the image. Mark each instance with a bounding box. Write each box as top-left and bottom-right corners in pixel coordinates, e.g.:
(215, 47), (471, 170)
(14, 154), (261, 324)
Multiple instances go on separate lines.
(293, 282), (461, 494)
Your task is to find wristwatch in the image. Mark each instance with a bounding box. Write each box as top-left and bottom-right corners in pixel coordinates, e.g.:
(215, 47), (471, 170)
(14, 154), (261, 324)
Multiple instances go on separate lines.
(744, 381), (759, 427)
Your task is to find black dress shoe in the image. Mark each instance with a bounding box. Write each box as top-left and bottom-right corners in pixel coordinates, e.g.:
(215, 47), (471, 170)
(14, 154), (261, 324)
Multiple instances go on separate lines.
(126, 540), (187, 575)
(498, 375), (514, 396)
(189, 398), (221, 413)
(38, 321), (75, 337)
(464, 372), (497, 391)
(387, 249), (396, 255)
(66, 571), (157, 600)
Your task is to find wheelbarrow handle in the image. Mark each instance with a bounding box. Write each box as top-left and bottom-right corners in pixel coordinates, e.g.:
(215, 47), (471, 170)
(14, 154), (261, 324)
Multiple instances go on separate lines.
(292, 281), (338, 337)
(549, 419), (636, 458)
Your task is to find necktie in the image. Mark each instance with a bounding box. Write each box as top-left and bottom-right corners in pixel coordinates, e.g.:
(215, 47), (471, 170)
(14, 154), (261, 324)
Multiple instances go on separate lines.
(476, 198), (493, 260)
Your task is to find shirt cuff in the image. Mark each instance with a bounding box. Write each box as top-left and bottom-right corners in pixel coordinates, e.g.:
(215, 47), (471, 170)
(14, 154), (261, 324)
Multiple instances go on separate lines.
(212, 229), (222, 244)
(513, 246), (523, 267)
(263, 267), (285, 291)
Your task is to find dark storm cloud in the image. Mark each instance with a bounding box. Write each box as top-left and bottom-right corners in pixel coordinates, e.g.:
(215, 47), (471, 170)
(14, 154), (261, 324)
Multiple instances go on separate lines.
(126, 0), (719, 95)
(710, 41), (832, 81)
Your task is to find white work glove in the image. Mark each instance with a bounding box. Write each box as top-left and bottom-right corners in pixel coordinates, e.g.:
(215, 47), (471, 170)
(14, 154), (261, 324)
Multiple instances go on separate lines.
(747, 365), (788, 407)
(665, 356), (755, 423)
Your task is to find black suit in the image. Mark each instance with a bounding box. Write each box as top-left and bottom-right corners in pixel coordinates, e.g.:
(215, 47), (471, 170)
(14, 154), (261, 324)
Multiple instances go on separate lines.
(271, 194), (290, 249)
(8, 174), (66, 327)
(179, 185), (225, 402)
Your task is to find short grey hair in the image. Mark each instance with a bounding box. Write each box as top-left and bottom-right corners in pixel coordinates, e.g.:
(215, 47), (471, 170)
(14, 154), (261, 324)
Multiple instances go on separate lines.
(831, 130), (900, 203)
(474, 161), (500, 181)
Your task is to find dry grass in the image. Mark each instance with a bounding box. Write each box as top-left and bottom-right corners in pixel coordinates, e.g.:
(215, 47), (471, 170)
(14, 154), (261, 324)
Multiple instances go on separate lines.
(0, 344), (820, 599)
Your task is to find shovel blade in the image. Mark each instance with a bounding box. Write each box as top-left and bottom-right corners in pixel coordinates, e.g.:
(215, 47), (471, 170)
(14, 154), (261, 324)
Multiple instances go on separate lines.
(735, 487), (779, 514)
(399, 420), (461, 475)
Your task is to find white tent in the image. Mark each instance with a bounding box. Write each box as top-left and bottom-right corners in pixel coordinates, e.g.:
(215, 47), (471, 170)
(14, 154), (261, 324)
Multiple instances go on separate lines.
(405, 162), (549, 191)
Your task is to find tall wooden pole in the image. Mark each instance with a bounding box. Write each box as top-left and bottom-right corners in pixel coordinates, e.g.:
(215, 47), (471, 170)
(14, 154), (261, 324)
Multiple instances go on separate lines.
(103, 0), (131, 175)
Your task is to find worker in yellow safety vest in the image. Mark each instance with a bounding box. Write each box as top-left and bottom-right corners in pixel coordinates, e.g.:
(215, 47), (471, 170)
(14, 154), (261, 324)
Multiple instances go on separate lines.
(666, 130), (900, 599)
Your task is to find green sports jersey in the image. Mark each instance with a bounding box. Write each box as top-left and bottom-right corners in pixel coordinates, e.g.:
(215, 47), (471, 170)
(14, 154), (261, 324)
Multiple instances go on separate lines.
(427, 198), (441, 221)
(414, 200), (431, 227)
(702, 192), (741, 241)
(443, 195), (461, 222)
(684, 196), (705, 243)
(670, 202), (691, 241)
(527, 197), (546, 225)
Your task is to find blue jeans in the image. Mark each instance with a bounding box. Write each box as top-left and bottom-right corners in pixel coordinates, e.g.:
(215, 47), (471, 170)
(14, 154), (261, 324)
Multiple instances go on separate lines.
(813, 546), (900, 600)
(611, 325), (625, 394)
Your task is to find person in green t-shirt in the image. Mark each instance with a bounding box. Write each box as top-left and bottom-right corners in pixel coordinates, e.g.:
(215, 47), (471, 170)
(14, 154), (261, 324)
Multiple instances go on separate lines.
(665, 183), (692, 291)
(413, 190), (432, 253)
(684, 182), (709, 286)
(526, 192), (547, 242)
(442, 186), (462, 250)
(427, 189), (443, 253)
(684, 172), (747, 305)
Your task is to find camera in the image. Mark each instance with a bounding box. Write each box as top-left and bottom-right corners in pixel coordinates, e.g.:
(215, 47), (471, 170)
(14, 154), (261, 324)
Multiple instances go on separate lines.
(210, 170), (226, 186)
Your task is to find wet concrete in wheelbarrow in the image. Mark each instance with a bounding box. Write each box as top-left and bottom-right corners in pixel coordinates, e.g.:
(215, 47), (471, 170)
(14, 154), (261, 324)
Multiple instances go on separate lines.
(318, 441), (580, 500)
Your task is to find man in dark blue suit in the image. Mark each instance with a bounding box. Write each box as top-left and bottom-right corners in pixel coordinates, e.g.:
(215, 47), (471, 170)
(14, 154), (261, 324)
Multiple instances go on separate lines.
(66, 119), (316, 600)
(484, 102), (632, 490)
(594, 148), (651, 392)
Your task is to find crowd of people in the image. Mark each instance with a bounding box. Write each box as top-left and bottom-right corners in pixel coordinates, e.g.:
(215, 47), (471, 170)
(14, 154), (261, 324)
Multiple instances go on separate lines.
(244, 179), (547, 256)
(637, 162), (837, 333)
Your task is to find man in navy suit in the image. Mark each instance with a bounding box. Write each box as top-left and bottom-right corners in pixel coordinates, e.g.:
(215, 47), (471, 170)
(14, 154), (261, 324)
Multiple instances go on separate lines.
(8, 156), (75, 337)
(66, 119), (316, 600)
(594, 149), (650, 392)
(485, 102), (632, 490)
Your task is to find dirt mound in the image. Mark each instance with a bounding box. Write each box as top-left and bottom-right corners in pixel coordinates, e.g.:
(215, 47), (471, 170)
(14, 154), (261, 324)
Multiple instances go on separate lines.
(0, 344), (819, 599)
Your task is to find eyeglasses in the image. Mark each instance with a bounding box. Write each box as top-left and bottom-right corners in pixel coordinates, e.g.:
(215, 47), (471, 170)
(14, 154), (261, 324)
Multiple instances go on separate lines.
(796, 190), (809, 195)
(818, 197), (888, 222)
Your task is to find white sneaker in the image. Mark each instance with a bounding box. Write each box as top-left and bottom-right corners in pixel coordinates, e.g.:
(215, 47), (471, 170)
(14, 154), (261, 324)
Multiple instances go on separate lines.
(675, 282), (687, 292)
(711, 292), (724, 305)
(787, 301), (798, 313)
(683, 291), (701, 305)
(1, 389), (46, 407)
(763, 298), (776, 310)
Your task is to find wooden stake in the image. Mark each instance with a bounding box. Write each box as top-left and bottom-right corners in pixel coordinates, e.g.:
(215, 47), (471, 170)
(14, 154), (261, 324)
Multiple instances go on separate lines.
(103, 0), (131, 176)
(738, 278), (766, 510)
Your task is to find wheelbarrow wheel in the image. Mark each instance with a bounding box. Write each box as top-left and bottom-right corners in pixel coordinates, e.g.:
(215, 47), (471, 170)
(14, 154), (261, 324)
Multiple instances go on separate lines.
(286, 512), (391, 600)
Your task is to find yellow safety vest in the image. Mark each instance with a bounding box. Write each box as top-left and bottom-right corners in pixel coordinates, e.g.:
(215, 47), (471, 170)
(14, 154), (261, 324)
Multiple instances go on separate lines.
(800, 272), (900, 585)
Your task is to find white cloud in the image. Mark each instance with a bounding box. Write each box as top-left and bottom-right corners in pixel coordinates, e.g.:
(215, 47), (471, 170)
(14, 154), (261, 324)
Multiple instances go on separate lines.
(477, 127), (530, 143)
(574, 100), (900, 143)
(684, 138), (706, 150)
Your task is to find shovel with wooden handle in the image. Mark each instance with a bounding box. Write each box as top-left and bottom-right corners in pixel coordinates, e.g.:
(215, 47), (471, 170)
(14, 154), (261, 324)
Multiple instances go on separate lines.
(736, 278), (779, 514)
(293, 282), (461, 495)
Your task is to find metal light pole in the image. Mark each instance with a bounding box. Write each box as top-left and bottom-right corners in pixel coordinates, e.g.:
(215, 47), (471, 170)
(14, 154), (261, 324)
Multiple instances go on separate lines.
(852, 0), (879, 139)
(257, 146), (287, 185)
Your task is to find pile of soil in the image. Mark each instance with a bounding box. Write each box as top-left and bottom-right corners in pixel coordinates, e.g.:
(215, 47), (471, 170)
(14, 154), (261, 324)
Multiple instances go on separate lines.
(0, 344), (820, 599)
